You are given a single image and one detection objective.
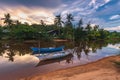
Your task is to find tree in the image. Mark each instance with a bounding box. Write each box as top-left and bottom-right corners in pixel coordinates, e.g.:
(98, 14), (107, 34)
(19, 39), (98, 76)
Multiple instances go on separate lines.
(85, 21), (92, 31)
(15, 20), (21, 25)
(65, 14), (74, 27)
(54, 14), (63, 27)
(99, 29), (109, 39)
(0, 26), (3, 39)
(40, 20), (46, 26)
(4, 13), (12, 26)
(54, 14), (64, 36)
(63, 14), (74, 39)
(93, 25), (99, 31)
(78, 18), (83, 28)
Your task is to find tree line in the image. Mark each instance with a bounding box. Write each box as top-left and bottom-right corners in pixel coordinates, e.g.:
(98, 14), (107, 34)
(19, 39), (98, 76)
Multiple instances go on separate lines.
(0, 13), (120, 41)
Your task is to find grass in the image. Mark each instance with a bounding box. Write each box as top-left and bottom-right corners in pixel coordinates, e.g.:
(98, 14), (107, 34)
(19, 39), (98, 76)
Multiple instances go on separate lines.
(112, 60), (120, 69)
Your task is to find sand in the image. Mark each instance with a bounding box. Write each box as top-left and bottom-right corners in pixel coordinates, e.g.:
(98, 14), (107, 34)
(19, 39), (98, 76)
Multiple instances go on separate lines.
(22, 56), (120, 80)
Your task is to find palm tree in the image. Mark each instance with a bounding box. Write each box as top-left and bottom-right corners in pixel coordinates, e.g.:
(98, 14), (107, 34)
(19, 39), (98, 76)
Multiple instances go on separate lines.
(64, 14), (74, 40)
(85, 21), (92, 31)
(65, 13), (74, 27)
(54, 14), (64, 35)
(78, 18), (83, 28)
(54, 14), (63, 27)
(4, 13), (12, 26)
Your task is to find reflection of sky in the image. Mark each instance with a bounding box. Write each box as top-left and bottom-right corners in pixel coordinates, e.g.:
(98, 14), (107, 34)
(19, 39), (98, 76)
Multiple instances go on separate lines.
(0, 54), (38, 70)
(0, 43), (120, 80)
(0, 43), (120, 69)
(85, 43), (120, 61)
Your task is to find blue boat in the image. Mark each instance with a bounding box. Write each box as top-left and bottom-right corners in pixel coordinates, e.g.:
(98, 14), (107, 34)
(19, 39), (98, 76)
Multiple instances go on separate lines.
(31, 46), (64, 54)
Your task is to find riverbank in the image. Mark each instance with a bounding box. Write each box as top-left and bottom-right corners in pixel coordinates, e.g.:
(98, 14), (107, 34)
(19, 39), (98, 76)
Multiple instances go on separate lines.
(22, 55), (120, 80)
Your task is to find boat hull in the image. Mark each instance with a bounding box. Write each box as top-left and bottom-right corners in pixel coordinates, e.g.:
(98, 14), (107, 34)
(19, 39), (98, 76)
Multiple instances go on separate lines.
(31, 46), (64, 54)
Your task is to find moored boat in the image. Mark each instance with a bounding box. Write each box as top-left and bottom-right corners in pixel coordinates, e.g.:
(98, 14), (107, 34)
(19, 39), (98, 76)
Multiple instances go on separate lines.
(31, 46), (64, 54)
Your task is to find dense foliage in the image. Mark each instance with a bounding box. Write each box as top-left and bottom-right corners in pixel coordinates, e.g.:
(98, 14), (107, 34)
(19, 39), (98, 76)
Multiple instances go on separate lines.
(0, 13), (120, 41)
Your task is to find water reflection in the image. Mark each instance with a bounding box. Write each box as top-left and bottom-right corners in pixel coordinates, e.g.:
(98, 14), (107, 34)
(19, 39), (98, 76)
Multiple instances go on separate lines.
(0, 40), (119, 62)
(5, 49), (15, 62)
(0, 42), (32, 62)
(0, 40), (120, 80)
(36, 53), (73, 67)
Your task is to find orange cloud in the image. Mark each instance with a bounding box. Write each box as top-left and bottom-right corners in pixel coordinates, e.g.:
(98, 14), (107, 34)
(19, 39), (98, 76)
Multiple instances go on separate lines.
(0, 6), (55, 25)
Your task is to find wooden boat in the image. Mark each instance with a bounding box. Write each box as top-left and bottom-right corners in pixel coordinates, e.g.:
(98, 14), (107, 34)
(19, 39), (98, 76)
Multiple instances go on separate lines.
(31, 46), (64, 54)
(36, 53), (73, 67)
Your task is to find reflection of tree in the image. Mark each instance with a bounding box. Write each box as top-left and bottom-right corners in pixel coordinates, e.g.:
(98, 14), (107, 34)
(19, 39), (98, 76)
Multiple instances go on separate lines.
(66, 53), (73, 63)
(84, 48), (90, 56)
(74, 40), (115, 60)
(0, 47), (4, 56)
(77, 52), (81, 60)
(5, 49), (15, 62)
(0, 42), (32, 61)
(36, 53), (73, 67)
(0, 40), (119, 62)
(75, 42), (82, 60)
(0, 43), (8, 56)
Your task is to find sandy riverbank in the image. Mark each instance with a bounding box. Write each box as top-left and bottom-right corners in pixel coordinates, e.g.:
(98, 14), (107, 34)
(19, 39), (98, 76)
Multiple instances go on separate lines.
(22, 56), (120, 80)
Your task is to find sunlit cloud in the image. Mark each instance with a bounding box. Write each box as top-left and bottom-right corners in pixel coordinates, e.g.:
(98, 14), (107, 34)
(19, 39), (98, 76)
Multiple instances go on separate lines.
(0, 6), (55, 25)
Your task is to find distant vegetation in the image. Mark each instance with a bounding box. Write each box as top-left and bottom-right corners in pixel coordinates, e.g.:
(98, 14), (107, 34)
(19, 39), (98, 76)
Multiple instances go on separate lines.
(113, 61), (120, 68)
(0, 13), (120, 42)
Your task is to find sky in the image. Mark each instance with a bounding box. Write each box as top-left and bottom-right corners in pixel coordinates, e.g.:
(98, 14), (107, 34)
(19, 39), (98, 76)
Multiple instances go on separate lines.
(0, 0), (120, 31)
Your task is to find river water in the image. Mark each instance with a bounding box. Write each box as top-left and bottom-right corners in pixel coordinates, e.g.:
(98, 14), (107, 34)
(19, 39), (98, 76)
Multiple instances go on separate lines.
(0, 40), (120, 80)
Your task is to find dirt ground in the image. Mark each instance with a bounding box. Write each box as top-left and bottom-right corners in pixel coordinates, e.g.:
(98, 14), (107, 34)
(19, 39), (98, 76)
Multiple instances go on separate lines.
(22, 56), (120, 80)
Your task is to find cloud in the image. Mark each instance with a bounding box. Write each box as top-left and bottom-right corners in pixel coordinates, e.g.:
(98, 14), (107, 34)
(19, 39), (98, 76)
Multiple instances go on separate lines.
(104, 0), (111, 3)
(55, 0), (111, 24)
(0, 6), (55, 25)
(0, 0), (62, 8)
(89, 0), (96, 6)
(110, 15), (120, 20)
(105, 26), (120, 31)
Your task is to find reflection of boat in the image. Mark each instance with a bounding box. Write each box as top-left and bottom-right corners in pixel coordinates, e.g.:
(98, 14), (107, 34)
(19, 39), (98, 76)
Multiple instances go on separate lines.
(36, 53), (73, 67)
(31, 46), (64, 54)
